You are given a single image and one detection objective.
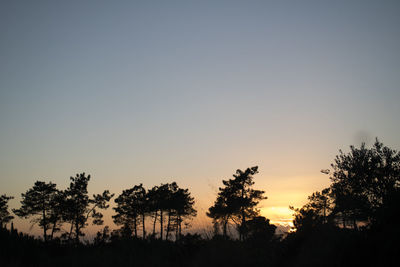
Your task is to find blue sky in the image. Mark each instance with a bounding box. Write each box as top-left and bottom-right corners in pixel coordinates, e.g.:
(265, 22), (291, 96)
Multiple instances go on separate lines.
(1, 0), (400, 233)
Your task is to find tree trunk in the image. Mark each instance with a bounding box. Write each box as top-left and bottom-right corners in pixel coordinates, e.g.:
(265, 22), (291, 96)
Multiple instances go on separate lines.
(142, 213), (146, 239)
(50, 220), (57, 240)
(133, 217), (137, 238)
(152, 211), (157, 236)
(166, 211), (171, 240)
(75, 221), (80, 244)
(178, 217), (182, 239)
(240, 211), (246, 241)
(42, 209), (47, 242)
(160, 210), (163, 240)
(240, 184), (246, 241)
(43, 225), (47, 242)
(175, 216), (179, 241)
(68, 221), (74, 240)
(223, 220), (227, 237)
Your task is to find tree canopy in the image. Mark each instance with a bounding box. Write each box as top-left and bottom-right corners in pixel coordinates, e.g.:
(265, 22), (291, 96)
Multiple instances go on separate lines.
(207, 166), (267, 240)
(113, 182), (196, 240)
(64, 173), (114, 244)
(13, 181), (59, 242)
(113, 184), (147, 238)
(291, 139), (400, 232)
(0, 194), (14, 228)
(329, 139), (400, 228)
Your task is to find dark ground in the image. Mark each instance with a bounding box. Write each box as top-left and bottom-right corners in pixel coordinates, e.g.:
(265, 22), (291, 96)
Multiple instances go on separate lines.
(1, 226), (398, 267)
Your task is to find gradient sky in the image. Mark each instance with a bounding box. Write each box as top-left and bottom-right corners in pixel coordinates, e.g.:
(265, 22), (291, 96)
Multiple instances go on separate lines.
(1, 0), (400, 236)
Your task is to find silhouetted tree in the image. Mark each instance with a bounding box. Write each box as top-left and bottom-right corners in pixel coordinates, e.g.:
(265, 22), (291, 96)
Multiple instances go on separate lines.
(137, 185), (148, 239)
(244, 216), (276, 242)
(207, 194), (231, 237)
(13, 181), (59, 242)
(114, 182), (197, 241)
(165, 183), (178, 240)
(208, 166), (267, 240)
(172, 185), (196, 240)
(48, 190), (67, 240)
(147, 185), (160, 237)
(328, 139), (400, 228)
(64, 173), (113, 244)
(113, 184), (147, 238)
(290, 205), (323, 233)
(163, 182), (197, 240)
(290, 188), (333, 232)
(93, 226), (110, 245)
(155, 183), (170, 240)
(306, 188), (333, 224)
(0, 194), (14, 228)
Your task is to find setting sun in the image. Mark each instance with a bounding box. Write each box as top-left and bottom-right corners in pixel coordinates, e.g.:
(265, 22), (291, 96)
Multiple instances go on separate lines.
(261, 207), (294, 227)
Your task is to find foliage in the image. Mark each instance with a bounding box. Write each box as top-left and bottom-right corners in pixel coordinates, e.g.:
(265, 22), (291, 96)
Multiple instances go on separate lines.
(329, 139), (400, 228)
(244, 216), (277, 242)
(64, 173), (114, 243)
(3, 139), (400, 266)
(93, 226), (111, 245)
(207, 166), (267, 240)
(290, 188), (333, 232)
(207, 194), (231, 237)
(0, 194), (14, 227)
(13, 181), (59, 242)
(113, 184), (147, 238)
(290, 138), (400, 235)
(170, 184), (197, 240)
(113, 182), (196, 240)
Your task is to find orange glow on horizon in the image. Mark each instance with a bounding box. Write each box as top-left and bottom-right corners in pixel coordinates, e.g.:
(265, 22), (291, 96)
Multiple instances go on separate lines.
(261, 206), (294, 227)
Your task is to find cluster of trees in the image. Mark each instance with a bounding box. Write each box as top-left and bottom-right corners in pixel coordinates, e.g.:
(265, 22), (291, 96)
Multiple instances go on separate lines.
(8, 173), (114, 243)
(1, 139), (400, 267)
(0, 166), (271, 243)
(2, 138), (399, 246)
(112, 182), (196, 241)
(291, 139), (400, 233)
(1, 168), (271, 243)
(0, 174), (198, 243)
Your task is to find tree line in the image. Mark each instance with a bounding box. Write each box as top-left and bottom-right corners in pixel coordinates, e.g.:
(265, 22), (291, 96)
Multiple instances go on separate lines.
(112, 182), (196, 241)
(7, 174), (114, 243)
(1, 138), (400, 245)
(1, 166), (275, 243)
(0, 174), (199, 243)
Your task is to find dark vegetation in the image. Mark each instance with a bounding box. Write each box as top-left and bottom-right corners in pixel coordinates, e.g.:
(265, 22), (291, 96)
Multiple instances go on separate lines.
(1, 139), (399, 266)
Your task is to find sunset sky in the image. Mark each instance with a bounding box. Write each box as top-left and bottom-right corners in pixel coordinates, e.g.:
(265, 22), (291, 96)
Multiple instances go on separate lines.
(1, 1), (400, 236)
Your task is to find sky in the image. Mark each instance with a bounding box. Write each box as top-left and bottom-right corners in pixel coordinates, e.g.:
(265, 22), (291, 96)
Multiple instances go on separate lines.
(1, 0), (400, 236)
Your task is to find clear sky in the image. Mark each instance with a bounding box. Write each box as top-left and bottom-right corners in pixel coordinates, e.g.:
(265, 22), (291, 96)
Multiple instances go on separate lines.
(1, 0), (400, 235)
